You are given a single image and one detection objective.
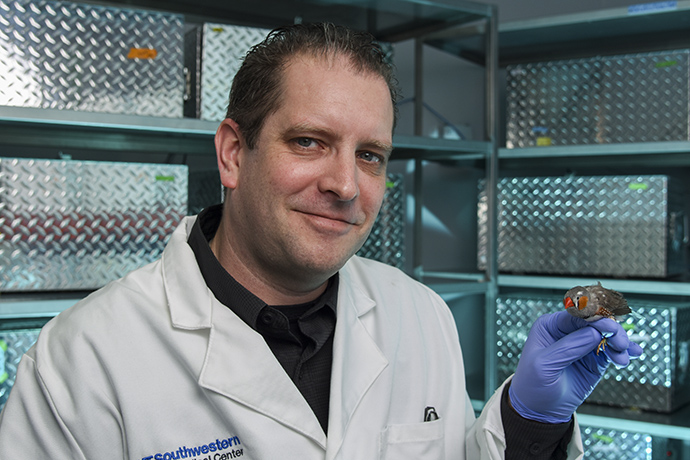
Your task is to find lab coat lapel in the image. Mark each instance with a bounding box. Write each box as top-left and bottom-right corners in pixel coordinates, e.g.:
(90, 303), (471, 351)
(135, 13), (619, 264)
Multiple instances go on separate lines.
(326, 266), (388, 460)
(198, 299), (327, 448)
(163, 217), (326, 448)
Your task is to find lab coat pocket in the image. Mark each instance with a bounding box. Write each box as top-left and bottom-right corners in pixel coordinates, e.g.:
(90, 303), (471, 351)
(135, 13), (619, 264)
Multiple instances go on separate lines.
(380, 418), (445, 459)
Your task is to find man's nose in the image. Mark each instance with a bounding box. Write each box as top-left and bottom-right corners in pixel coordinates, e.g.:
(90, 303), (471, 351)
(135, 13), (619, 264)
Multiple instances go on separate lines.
(319, 152), (359, 201)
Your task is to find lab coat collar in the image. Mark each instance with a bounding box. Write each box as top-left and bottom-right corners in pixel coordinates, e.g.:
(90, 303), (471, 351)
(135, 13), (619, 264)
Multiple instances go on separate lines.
(162, 217), (213, 330)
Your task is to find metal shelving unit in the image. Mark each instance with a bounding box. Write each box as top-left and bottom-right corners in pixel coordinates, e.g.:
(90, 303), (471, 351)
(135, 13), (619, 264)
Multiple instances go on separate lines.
(492, 3), (690, 445)
(0, 0), (499, 403)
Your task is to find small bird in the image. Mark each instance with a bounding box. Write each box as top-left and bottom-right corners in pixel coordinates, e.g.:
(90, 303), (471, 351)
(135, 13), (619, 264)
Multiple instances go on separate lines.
(563, 282), (631, 354)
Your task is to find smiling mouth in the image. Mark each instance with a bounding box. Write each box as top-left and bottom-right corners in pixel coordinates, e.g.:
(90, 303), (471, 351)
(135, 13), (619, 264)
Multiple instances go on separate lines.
(299, 210), (359, 227)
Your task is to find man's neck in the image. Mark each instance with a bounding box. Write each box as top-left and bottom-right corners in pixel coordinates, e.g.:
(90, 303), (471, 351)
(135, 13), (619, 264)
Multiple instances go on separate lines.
(208, 223), (329, 306)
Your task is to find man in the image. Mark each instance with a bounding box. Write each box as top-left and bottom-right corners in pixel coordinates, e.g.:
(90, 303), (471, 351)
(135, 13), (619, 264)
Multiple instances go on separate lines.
(0, 23), (640, 459)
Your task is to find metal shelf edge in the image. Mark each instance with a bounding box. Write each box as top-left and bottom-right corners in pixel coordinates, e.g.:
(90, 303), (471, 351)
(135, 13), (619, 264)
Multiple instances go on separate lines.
(427, 282), (490, 297)
(0, 106), (220, 136)
(498, 275), (690, 296)
(396, 135), (491, 152)
(0, 295), (85, 319)
(0, 107), (493, 158)
(499, 141), (690, 159)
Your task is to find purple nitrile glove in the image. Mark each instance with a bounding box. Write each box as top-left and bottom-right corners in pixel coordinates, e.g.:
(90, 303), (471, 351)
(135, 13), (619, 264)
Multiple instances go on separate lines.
(508, 310), (643, 424)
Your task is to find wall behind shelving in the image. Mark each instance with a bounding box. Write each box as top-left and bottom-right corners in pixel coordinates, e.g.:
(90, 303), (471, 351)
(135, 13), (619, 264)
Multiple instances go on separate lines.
(388, 37), (489, 398)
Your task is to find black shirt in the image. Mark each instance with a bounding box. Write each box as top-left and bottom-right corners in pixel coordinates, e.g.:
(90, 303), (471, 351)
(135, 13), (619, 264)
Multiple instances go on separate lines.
(502, 382), (574, 460)
(187, 204), (337, 432)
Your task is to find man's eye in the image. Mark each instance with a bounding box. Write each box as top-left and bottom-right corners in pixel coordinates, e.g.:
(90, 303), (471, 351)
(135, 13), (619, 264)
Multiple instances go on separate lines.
(296, 137), (315, 148)
(359, 151), (382, 163)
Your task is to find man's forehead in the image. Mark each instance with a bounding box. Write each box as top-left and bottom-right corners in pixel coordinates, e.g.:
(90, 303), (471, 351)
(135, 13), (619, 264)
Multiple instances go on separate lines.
(283, 51), (389, 87)
(279, 52), (395, 120)
(261, 55), (383, 104)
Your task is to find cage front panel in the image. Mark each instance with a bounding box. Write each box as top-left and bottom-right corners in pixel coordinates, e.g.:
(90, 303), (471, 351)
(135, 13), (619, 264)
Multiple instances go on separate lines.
(198, 23), (270, 121)
(478, 175), (685, 278)
(0, 158), (188, 291)
(0, 0), (184, 117)
(506, 50), (690, 147)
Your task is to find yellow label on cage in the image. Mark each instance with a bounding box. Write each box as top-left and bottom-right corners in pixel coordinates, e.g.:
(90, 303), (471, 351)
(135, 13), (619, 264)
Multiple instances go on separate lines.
(536, 136), (552, 146)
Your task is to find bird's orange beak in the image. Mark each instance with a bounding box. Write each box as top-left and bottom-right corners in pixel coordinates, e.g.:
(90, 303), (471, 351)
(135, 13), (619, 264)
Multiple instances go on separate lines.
(564, 297), (575, 309)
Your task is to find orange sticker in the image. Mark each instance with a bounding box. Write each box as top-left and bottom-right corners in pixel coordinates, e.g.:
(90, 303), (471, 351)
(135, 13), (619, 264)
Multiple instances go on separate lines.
(127, 48), (158, 59)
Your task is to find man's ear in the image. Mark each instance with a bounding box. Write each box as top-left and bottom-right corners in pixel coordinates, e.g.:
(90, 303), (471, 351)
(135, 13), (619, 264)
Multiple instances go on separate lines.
(214, 118), (245, 190)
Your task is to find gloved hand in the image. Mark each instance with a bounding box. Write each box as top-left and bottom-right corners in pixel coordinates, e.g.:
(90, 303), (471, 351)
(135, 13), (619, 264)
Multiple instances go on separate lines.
(508, 310), (643, 424)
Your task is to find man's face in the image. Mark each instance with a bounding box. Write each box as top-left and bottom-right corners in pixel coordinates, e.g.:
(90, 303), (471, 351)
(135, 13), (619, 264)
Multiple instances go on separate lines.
(222, 53), (394, 291)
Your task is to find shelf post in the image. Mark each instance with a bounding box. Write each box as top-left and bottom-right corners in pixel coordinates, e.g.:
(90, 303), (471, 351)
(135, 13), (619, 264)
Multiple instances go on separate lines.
(484, 4), (500, 401)
(413, 38), (425, 281)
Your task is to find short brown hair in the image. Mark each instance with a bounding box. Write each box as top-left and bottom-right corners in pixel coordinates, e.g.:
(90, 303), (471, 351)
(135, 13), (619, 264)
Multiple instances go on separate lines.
(226, 22), (399, 149)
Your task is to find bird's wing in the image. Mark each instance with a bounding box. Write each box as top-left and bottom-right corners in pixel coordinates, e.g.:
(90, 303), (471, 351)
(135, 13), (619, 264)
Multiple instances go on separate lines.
(596, 286), (631, 316)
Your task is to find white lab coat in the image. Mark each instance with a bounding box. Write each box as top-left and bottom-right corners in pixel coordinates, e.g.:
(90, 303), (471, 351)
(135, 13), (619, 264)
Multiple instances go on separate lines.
(0, 217), (583, 459)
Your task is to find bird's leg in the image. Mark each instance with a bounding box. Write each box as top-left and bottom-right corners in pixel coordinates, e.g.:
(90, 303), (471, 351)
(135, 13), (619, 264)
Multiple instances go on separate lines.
(596, 337), (607, 355)
(596, 331), (613, 355)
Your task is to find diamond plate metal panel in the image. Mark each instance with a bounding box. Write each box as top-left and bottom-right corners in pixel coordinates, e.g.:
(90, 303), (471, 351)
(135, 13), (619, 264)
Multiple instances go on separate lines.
(0, 0), (184, 117)
(357, 173), (405, 269)
(200, 23), (270, 122)
(0, 329), (40, 412)
(506, 50), (690, 147)
(495, 293), (690, 412)
(183, 23), (270, 121)
(507, 58), (603, 147)
(495, 295), (550, 385)
(580, 426), (652, 460)
(478, 175), (687, 278)
(601, 52), (689, 144)
(0, 158), (188, 291)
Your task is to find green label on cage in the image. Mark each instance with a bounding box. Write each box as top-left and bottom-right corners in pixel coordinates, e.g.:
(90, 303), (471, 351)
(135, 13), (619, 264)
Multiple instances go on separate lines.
(623, 323), (636, 332)
(655, 60), (678, 68)
(155, 175), (175, 182)
(591, 433), (614, 444)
